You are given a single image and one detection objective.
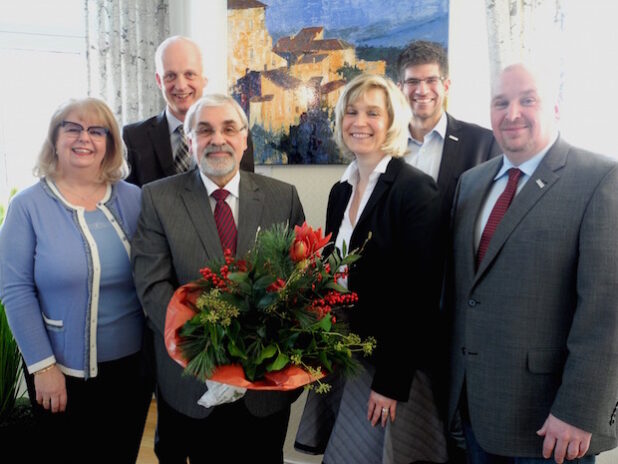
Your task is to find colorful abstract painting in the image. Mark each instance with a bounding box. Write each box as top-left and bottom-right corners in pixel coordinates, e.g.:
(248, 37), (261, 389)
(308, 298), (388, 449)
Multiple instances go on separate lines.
(228, 0), (449, 164)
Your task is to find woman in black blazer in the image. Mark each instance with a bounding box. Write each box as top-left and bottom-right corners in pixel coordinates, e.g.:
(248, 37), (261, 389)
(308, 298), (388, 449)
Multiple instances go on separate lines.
(296, 74), (448, 463)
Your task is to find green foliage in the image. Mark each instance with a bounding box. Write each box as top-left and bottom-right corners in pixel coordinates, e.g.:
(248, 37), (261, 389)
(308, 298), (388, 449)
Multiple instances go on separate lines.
(1, 187), (24, 422)
(0, 188), (17, 226)
(0, 302), (23, 422)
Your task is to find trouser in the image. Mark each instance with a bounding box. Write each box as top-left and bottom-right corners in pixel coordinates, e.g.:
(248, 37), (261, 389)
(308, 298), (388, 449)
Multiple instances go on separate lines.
(25, 351), (152, 464)
(155, 392), (291, 464)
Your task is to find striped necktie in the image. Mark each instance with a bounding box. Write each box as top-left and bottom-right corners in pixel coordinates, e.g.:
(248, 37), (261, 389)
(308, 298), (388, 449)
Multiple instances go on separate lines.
(211, 189), (237, 255)
(476, 168), (522, 267)
(173, 125), (193, 173)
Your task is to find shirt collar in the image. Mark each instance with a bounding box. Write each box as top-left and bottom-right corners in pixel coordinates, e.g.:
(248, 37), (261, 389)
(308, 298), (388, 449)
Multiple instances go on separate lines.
(408, 111), (447, 145)
(340, 155), (392, 185)
(200, 170), (241, 199)
(494, 133), (559, 180)
(165, 107), (184, 135)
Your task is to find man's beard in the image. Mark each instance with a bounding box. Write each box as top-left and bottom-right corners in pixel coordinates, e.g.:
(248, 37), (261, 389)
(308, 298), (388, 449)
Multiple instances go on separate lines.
(198, 144), (237, 178)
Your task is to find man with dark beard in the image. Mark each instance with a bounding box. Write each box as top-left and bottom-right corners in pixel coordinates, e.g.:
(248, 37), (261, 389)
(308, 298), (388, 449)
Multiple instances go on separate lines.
(132, 94), (305, 463)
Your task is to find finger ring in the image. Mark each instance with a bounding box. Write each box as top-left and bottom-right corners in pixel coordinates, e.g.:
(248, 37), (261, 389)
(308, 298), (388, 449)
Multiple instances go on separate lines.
(381, 407), (388, 414)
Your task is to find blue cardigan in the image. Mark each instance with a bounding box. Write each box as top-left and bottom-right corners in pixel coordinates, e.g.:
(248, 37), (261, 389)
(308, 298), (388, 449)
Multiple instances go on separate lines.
(0, 178), (142, 378)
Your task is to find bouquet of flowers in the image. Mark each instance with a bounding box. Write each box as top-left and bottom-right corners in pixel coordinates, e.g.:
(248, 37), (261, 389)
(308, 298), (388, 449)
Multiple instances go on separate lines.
(164, 222), (375, 394)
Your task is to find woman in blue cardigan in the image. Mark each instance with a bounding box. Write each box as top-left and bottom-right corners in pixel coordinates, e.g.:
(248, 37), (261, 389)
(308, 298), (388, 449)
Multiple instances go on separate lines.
(0, 98), (151, 463)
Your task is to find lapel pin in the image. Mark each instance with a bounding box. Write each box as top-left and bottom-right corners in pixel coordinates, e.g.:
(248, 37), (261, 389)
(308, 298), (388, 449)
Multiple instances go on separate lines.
(536, 179), (546, 189)
(448, 135), (459, 141)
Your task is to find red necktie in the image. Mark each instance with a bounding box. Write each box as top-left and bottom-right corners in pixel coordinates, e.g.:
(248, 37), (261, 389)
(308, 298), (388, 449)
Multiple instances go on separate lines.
(476, 168), (522, 267)
(212, 189), (237, 255)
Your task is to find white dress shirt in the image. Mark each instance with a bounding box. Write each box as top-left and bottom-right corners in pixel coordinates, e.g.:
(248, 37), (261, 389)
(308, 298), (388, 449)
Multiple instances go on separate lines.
(335, 155), (392, 289)
(404, 112), (447, 181)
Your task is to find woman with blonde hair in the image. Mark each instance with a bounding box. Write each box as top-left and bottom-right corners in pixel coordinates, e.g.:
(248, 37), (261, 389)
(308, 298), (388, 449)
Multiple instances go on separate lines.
(0, 98), (151, 462)
(296, 74), (448, 463)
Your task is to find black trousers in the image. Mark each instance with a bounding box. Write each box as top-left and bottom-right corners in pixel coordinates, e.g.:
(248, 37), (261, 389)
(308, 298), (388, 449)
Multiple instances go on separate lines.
(25, 351), (153, 464)
(155, 392), (291, 464)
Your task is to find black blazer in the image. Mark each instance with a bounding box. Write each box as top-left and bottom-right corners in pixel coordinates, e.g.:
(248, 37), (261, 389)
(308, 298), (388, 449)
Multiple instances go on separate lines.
(437, 113), (500, 220)
(123, 110), (255, 187)
(326, 157), (445, 401)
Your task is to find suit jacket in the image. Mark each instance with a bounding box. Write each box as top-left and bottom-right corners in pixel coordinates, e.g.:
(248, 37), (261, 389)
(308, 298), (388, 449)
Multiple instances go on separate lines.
(326, 157), (445, 400)
(123, 110), (255, 187)
(436, 113), (500, 220)
(448, 136), (618, 456)
(131, 168), (305, 419)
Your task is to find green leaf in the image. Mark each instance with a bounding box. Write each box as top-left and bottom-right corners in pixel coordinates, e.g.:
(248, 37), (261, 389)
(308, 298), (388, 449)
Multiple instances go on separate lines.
(340, 254), (362, 266)
(227, 341), (246, 359)
(256, 293), (278, 309)
(325, 281), (349, 293)
(256, 344), (277, 364)
(227, 272), (250, 284)
(266, 352), (290, 372)
(319, 351), (333, 372)
(253, 274), (276, 290)
(244, 363), (256, 381)
(318, 316), (332, 331)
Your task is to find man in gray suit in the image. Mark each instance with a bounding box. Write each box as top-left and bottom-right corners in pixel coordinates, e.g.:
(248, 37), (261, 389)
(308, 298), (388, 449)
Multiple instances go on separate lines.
(448, 63), (618, 464)
(132, 94), (304, 463)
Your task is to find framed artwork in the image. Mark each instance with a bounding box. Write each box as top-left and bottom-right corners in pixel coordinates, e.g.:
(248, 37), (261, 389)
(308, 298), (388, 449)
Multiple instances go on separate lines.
(228, 0), (449, 164)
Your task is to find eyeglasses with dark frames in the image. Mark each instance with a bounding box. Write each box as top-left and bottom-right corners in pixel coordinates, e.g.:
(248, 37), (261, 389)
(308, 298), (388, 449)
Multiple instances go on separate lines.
(60, 121), (109, 139)
(402, 76), (445, 87)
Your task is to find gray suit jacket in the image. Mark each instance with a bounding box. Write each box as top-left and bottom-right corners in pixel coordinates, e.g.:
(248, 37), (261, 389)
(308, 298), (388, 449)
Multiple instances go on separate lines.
(448, 136), (618, 456)
(132, 168), (305, 419)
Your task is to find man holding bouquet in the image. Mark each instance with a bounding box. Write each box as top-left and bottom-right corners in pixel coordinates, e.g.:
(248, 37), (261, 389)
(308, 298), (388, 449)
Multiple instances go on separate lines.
(132, 94), (305, 463)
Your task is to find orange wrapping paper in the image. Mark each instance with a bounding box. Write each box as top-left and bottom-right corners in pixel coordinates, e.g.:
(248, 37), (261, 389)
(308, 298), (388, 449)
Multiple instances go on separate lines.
(164, 283), (322, 391)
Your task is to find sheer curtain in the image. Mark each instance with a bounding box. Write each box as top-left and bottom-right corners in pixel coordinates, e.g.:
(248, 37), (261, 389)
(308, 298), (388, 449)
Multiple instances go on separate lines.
(485, 0), (565, 81)
(484, 0), (618, 159)
(85, 0), (169, 125)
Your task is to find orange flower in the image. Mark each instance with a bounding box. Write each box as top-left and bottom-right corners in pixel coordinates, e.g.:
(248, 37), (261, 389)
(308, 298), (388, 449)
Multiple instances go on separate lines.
(290, 222), (332, 263)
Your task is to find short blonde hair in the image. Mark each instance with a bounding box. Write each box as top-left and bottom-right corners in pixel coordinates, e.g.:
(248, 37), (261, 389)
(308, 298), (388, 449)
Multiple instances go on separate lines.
(34, 98), (127, 182)
(334, 74), (412, 159)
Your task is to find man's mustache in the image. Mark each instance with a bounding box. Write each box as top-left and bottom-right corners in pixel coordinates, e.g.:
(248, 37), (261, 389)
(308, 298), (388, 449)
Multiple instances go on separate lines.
(202, 144), (235, 157)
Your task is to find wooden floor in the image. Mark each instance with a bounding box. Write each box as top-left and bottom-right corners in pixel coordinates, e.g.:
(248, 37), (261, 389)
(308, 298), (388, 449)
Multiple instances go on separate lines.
(136, 398), (157, 464)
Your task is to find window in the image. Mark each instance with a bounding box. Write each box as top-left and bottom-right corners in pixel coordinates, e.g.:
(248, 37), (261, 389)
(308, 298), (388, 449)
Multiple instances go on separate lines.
(0, 0), (87, 202)
(560, 1), (618, 159)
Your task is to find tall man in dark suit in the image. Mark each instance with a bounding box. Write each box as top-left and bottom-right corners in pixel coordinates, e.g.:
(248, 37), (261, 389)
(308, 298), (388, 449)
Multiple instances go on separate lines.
(398, 41), (500, 463)
(123, 36), (254, 187)
(397, 40), (500, 219)
(448, 63), (618, 464)
(132, 94), (304, 463)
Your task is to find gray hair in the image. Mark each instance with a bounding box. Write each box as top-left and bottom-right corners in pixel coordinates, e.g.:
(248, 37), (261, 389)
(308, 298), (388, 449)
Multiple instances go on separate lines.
(184, 94), (249, 135)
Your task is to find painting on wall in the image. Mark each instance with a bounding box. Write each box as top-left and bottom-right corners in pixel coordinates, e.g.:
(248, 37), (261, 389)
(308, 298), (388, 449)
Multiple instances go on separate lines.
(228, 0), (449, 164)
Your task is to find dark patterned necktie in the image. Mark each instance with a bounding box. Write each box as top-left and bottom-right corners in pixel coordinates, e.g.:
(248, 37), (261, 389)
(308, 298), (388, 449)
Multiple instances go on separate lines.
(173, 125), (193, 173)
(476, 168), (522, 267)
(212, 189), (237, 255)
